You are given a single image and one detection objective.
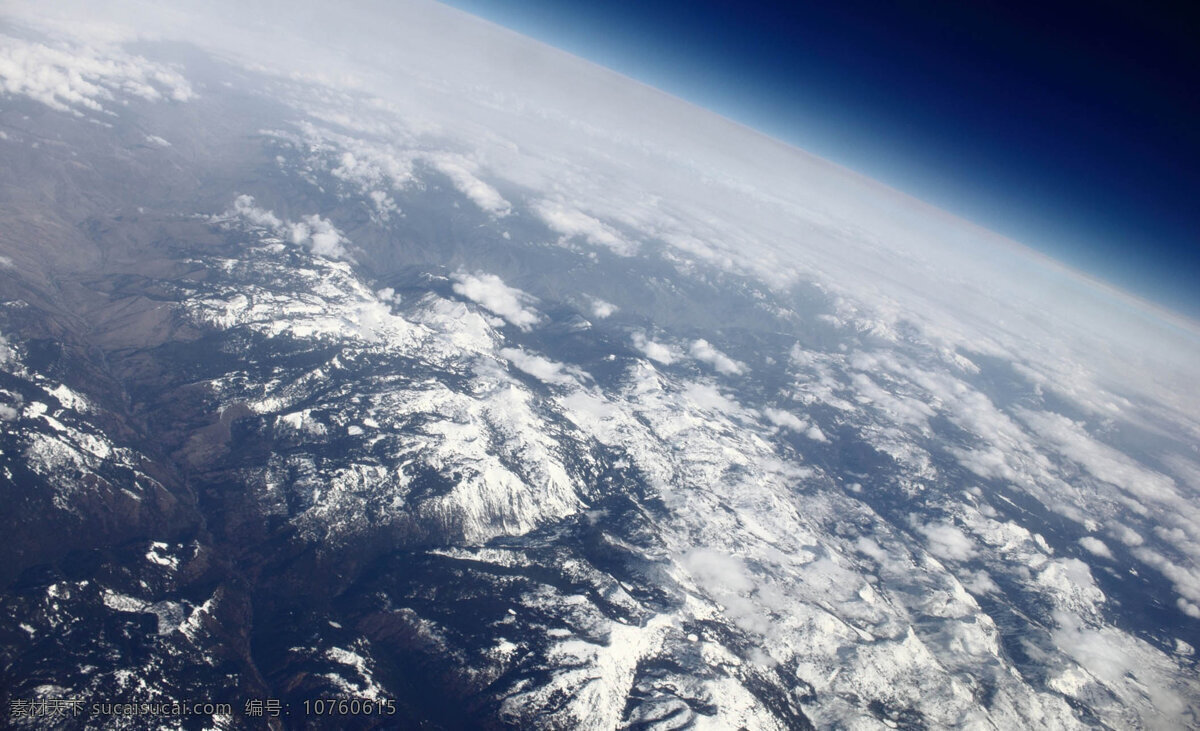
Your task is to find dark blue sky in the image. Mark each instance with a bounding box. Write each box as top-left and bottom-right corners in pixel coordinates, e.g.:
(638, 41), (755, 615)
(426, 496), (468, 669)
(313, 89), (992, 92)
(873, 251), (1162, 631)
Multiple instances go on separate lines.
(441, 0), (1200, 319)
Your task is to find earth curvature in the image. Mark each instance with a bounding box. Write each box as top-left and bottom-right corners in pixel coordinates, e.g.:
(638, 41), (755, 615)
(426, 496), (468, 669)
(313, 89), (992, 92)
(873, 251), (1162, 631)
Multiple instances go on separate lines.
(1, 2), (1199, 729)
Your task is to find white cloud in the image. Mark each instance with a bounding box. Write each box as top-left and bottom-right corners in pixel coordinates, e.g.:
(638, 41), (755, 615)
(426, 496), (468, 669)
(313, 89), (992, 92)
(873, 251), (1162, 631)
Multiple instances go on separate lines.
(1109, 523), (1144, 547)
(681, 383), (741, 415)
(429, 153), (511, 215)
(226, 194), (282, 229)
(451, 271), (540, 331)
(367, 190), (398, 219)
(918, 523), (976, 562)
(144, 134), (170, 147)
(263, 123), (414, 224)
(660, 232), (735, 271)
(763, 407), (807, 432)
(0, 404), (17, 421)
(0, 35), (193, 114)
(1050, 609), (1190, 725)
(679, 548), (770, 634)
(1132, 546), (1200, 608)
(533, 200), (636, 256)
(1051, 611), (1135, 686)
(217, 196), (353, 261)
(689, 339), (745, 375)
(1078, 536), (1113, 560)
(1019, 409), (1181, 509)
(964, 571), (999, 594)
(631, 332), (676, 365)
(289, 214), (351, 260)
(500, 347), (576, 386)
(848, 371), (934, 428)
(589, 297), (617, 319)
(854, 536), (889, 564)
(1036, 558), (1106, 615)
(681, 548), (754, 593)
(558, 391), (622, 433)
(762, 407), (828, 442)
(330, 144), (414, 190)
(0, 333), (14, 364)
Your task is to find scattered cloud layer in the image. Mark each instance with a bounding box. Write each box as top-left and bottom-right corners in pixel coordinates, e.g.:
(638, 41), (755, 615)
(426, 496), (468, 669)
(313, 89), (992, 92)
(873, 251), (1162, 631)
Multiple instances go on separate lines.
(288, 214), (351, 260)
(3, 4), (1198, 725)
(689, 339), (745, 376)
(0, 35), (193, 114)
(533, 200), (636, 256)
(1078, 536), (1113, 560)
(218, 195), (353, 261)
(429, 153), (511, 215)
(451, 271), (540, 330)
(0, 333), (15, 364)
(762, 407), (826, 441)
(631, 332), (677, 365)
(500, 347), (576, 386)
(919, 523), (976, 562)
(589, 297), (617, 319)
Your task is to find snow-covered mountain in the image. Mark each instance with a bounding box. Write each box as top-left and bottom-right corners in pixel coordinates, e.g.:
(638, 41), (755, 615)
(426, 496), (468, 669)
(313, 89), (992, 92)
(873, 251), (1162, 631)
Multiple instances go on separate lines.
(1, 2), (1198, 728)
